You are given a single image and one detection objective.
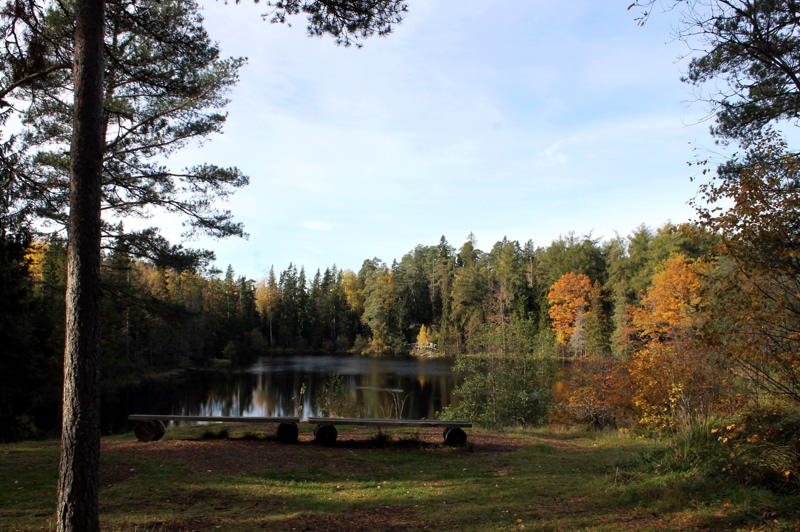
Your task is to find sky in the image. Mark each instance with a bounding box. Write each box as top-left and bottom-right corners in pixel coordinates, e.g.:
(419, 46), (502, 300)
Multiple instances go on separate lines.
(154, 0), (721, 280)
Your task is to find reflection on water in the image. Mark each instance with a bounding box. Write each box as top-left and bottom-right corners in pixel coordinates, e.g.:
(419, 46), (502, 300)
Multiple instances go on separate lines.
(170, 354), (464, 420)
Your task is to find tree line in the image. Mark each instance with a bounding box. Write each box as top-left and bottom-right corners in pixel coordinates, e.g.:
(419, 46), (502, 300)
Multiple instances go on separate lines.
(252, 224), (716, 358)
(0, 217), (717, 439)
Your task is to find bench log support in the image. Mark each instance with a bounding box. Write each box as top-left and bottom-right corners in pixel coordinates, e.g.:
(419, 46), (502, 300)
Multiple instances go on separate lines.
(133, 419), (166, 442)
(312, 424), (338, 446)
(277, 422), (299, 444)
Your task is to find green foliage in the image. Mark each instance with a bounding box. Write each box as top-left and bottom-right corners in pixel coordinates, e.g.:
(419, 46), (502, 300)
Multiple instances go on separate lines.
(536, 232), (608, 286)
(250, 227), (707, 357)
(0, 230), (42, 441)
(0, 233), (270, 440)
(263, 0), (408, 48)
(585, 283), (612, 357)
(468, 317), (538, 356)
(606, 224), (654, 302)
(451, 244), (489, 346)
(606, 223), (716, 306)
(440, 353), (553, 429)
(361, 264), (403, 353)
(486, 238), (526, 325)
(2, 0), (247, 266)
(441, 321), (556, 429)
(221, 341), (237, 361)
(635, 0), (800, 142)
(683, 0), (800, 141)
(351, 334), (370, 354)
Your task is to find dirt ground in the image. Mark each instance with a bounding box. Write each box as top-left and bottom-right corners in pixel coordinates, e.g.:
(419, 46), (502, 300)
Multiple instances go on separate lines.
(101, 425), (530, 479)
(35, 426), (768, 531)
(98, 426), (533, 531)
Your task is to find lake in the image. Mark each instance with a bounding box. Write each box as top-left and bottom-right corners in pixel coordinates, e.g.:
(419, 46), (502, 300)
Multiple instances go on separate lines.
(107, 354), (464, 431)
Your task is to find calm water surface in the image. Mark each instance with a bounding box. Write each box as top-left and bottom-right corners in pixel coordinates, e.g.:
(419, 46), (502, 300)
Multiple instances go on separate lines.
(115, 354), (464, 427)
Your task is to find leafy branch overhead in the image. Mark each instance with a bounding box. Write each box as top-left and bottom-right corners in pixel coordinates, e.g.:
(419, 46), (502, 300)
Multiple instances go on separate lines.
(1, 0), (248, 268)
(260, 0), (408, 47)
(632, 0), (800, 142)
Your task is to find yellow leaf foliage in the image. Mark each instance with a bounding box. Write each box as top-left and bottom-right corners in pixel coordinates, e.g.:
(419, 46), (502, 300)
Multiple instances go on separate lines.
(627, 255), (736, 429)
(555, 255), (739, 431)
(547, 272), (593, 346)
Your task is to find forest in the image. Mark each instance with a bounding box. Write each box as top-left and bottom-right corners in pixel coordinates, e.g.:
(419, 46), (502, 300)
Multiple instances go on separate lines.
(1, 188), (796, 434)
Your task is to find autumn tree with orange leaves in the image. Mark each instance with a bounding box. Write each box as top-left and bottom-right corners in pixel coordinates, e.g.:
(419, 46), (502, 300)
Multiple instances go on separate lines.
(547, 272), (609, 357)
(555, 254), (738, 431)
(551, 356), (631, 430)
(627, 254), (735, 429)
(547, 272), (593, 353)
(694, 130), (800, 403)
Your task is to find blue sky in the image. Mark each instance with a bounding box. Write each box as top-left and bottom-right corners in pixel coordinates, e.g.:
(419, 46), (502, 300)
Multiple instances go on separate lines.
(158, 0), (719, 280)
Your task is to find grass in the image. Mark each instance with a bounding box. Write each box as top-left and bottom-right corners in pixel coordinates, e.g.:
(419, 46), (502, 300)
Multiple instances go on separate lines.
(1, 427), (799, 531)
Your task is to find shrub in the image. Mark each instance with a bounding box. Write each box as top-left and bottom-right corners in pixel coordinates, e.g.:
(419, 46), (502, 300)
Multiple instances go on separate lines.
(666, 408), (800, 493)
(316, 373), (359, 418)
(440, 352), (555, 429)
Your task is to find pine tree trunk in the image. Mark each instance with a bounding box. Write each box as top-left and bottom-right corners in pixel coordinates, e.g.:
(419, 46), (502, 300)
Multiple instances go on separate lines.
(57, 0), (106, 529)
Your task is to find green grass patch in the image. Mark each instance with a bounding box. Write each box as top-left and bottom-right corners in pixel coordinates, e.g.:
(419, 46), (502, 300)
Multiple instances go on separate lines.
(0, 442), (60, 529)
(2, 428), (799, 531)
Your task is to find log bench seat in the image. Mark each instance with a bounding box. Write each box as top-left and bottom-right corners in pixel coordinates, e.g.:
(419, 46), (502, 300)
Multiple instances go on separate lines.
(306, 417), (472, 446)
(128, 415), (301, 444)
(128, 415), (471, 446)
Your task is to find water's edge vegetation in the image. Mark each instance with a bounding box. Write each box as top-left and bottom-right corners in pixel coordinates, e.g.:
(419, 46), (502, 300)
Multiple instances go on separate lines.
(0, 221), (716, 441)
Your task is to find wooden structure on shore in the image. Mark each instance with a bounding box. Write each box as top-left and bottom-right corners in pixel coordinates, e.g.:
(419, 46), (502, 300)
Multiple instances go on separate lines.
(127, 414), (471, 446)
(410, 341), (439, 357)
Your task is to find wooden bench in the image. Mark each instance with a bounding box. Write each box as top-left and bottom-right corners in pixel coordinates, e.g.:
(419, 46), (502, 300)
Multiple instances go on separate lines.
(306, 417), (472, 446)
(128, 415), (471, 447)
(128, 415), (301, 444)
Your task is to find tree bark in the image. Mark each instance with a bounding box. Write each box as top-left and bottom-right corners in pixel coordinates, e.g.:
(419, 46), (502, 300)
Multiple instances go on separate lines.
(57, 0), (106, 529)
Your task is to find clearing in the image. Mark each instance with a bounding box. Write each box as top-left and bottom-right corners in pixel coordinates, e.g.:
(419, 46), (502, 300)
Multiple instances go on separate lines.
(1, 423), (798, 531)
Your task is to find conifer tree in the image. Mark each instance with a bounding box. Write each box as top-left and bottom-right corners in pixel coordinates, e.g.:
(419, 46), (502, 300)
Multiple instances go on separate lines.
(0, 0), (409, 528)
(3, 0), (248, 263)
(584, 281), (611, 358)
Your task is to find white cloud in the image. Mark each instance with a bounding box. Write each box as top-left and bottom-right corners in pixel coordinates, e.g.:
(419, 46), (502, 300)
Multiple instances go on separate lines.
(142, 0), (725, 279)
